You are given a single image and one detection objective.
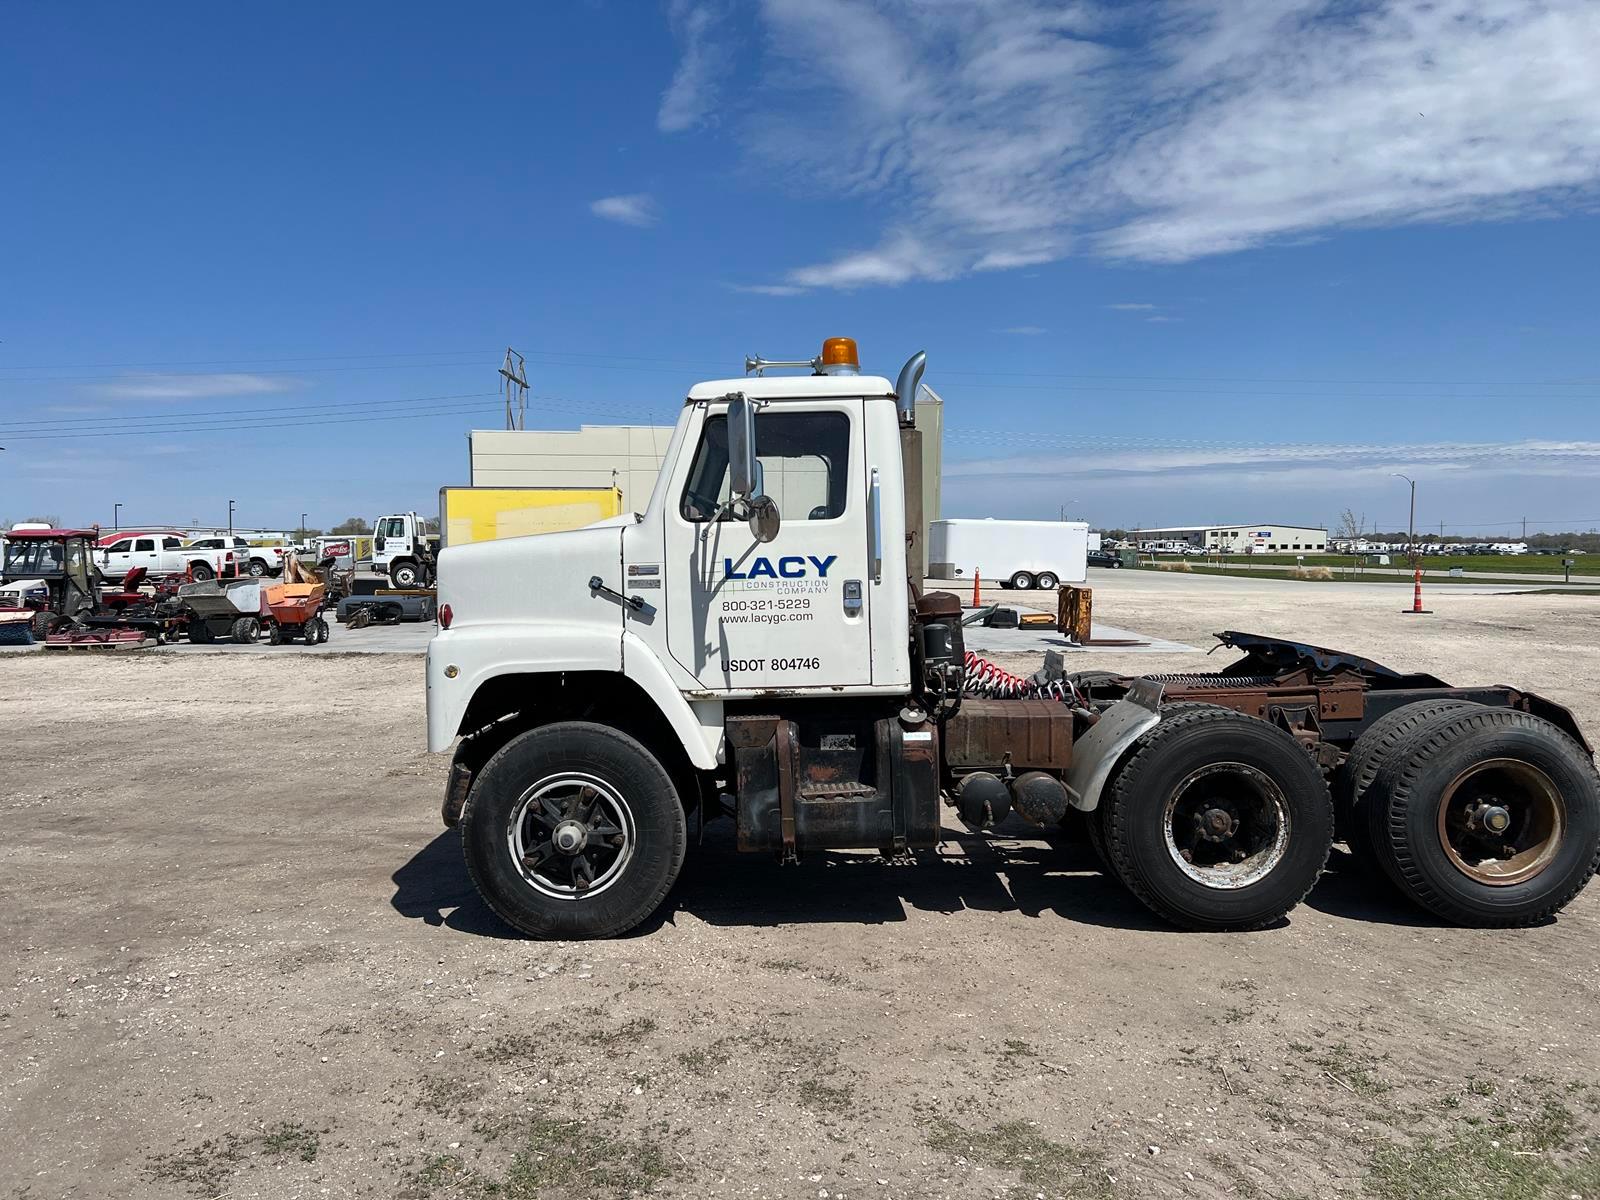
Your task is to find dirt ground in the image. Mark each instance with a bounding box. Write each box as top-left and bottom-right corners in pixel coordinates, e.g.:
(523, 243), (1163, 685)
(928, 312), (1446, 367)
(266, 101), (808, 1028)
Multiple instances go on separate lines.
(3, 573), (1599, 1200)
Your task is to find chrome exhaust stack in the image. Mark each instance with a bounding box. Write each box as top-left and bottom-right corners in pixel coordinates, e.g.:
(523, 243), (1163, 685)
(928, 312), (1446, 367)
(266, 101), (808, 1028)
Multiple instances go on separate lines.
(895, 351), (926, 428)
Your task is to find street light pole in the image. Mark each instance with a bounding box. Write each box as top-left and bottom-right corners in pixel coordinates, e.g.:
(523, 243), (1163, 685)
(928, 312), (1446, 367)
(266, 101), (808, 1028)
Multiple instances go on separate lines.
(1392, 473), (1429, 615)
(114, 503), (122, 530)
(228, 499), (236, 538)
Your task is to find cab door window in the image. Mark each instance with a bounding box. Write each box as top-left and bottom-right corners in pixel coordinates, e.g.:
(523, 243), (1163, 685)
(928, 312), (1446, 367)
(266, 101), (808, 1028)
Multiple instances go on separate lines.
(680, 411), (850, 522)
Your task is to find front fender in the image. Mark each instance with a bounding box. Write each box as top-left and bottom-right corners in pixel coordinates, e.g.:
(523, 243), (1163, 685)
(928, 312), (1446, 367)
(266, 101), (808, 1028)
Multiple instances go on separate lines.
(425, 624), (721, 770)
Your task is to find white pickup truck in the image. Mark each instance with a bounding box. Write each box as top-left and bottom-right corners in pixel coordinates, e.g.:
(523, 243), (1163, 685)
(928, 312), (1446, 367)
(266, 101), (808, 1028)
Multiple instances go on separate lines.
(97, 533), (239, 581)
(186, 535), (286, 578)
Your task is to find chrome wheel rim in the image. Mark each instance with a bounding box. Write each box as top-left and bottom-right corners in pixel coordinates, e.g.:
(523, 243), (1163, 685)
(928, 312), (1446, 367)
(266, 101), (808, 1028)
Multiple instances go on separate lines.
(1163, 762), (1291, 889)
(507, 772), (636, 900)
(1437, 757), (1563, 886)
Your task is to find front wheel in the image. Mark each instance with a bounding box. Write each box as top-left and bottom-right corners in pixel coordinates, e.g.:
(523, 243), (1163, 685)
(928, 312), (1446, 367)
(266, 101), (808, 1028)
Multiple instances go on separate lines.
(1008, 571), (1035, 590)
(1102, 704), (1333, 931)
(230, 615), (260, 643)
(390, 561), (419, 588)
(461, 722), (688, 939)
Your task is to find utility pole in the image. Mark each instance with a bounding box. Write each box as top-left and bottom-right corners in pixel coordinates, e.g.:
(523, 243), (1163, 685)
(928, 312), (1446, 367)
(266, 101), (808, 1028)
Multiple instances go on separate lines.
(500, 348), (528, 431)
(1522, 515), (1528, 540)
(228, 499), (236, 538)
(114, 503), (122, 530)
(1392, 473), (1429, 615)
(299, 512), (308, 543)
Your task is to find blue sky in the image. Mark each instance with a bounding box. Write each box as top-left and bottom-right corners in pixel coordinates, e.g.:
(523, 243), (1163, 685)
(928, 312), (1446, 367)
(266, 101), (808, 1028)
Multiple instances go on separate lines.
(3, 1), (1598, 536)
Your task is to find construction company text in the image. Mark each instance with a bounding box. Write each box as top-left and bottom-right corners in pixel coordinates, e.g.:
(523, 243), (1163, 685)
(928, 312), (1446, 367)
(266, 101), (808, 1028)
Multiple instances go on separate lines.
(722, 554), (837, 581)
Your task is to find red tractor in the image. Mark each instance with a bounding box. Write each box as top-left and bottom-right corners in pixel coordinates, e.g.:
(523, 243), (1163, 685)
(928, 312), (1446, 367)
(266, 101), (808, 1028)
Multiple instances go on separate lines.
(0, 528), (98, 639)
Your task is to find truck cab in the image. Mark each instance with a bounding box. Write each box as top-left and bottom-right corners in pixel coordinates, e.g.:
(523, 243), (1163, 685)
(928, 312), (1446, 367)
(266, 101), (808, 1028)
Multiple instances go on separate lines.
(372, 512), (437, 588)
(426, 338), (1600, 942)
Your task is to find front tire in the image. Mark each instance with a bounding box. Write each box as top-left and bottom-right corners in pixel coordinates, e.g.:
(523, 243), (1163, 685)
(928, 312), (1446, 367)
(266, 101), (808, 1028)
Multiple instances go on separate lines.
(461, 722), (687, 939)
(1103, 705), (1333, 931)
(230, 615), (260, 643)
(390, 561), (419, 588)
(1009, 571), (1035, 590)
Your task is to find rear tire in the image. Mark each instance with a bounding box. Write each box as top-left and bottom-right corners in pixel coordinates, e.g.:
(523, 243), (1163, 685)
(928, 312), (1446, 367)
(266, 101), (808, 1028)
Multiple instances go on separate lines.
(1102, 704), (1333, 931)
(1365, 707), (1600, 926)
(1009, 571), (1035, 590)
(1035, 571), (1059, 590)
(1336, 700), (1478, 868)
(190, 563), (214, 581)
(461, 722), (688, 939)
(248, 559), (268, 578)
(187, 620), (215, 644)
(230, 615), (260, 643)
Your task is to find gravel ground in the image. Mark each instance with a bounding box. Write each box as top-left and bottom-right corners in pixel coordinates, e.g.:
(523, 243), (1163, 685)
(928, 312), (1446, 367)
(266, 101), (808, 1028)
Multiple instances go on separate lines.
(3, 572), (1599, 1200)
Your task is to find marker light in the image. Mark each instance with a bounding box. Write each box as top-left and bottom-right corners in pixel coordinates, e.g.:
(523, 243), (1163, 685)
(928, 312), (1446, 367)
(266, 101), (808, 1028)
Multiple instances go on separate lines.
(439, 603), (453, 629)
(819, 337), (860, 374)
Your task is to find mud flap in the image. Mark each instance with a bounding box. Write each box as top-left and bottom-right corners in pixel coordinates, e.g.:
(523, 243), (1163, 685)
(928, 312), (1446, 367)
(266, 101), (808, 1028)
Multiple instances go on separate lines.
(1063, 678), (1164, 812)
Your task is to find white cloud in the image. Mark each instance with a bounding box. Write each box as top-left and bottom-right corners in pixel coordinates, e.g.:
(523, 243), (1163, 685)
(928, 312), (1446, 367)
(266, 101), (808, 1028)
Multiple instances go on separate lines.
(996, 325), (1047, 335)
(1107, 303), (1157, 311)
(730, 283), (807, 296)
(658, 1), (725, 133)
(694, 0), (1600, 288)
(590, 194), (660, 227)
(92, 373), (296, 400)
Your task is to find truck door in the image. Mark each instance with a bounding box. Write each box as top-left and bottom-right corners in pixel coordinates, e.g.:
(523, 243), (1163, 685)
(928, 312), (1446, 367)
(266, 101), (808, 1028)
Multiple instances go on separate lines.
(101, 537), (134, 577)
(664, 399), (873, 690)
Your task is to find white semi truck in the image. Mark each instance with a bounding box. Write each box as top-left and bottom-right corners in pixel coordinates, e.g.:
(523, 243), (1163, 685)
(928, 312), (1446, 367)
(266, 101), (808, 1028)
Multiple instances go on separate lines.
(425, 338), (1600, 939)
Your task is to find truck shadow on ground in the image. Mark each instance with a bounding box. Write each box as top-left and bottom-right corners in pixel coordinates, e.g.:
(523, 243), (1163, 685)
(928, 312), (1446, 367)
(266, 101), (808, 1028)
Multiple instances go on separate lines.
(389, 819), (1448, 938)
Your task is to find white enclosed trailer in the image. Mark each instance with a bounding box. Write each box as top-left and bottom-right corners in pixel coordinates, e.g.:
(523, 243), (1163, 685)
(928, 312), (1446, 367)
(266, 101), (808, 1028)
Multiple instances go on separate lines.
(928, 518), (1088, 589)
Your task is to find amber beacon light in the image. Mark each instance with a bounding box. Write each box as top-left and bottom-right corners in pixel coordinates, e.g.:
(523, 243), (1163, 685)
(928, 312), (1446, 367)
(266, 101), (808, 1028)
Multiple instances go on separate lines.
(820, 337), (859, 370)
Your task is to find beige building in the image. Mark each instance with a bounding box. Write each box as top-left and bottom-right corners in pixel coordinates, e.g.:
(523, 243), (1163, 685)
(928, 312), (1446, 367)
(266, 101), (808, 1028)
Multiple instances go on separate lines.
(466, 388), (944, 544)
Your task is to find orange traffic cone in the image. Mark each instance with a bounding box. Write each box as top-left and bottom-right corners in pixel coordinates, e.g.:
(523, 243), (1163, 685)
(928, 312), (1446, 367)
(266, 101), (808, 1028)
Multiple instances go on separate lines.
(972, 569), (981, 608)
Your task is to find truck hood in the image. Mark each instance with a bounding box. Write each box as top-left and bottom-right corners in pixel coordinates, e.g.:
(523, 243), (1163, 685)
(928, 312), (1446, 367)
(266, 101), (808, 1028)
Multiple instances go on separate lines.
(436, 524), (626, 636)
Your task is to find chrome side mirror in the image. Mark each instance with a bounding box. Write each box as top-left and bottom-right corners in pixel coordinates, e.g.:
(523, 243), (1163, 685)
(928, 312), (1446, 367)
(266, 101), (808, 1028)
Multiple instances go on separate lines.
(749, 495), (781, 543)
(727, 393), (757, 498)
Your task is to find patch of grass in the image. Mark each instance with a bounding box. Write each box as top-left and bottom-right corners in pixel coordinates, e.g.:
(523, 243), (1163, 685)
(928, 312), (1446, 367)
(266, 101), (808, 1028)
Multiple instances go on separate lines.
(997, 1038), (1037, 1063)
(796, 1077), (854, 1114)
(587, 1016), (658, 1048)
(396, 1153), (493, 1199)
(928, 1118), (1109, 1197)
(760, 957), (805, 972)
(1310, 1042), (1390, 1097)
(676, 1041), (732, 1073)
(1466, 1077), (1496, 1097)
(144, 1121), (328, 1196)
(480, 1032), (543, 1064)
(1368, 1136), (1588, 1200)
(418, 1074), (481, 1118)
(259, 1120), (321, 1162)
(498, 1112), (673, 1197)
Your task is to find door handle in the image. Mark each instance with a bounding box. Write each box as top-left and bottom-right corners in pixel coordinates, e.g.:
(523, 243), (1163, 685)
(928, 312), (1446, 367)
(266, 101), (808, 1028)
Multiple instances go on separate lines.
(867, 467), (883, 584)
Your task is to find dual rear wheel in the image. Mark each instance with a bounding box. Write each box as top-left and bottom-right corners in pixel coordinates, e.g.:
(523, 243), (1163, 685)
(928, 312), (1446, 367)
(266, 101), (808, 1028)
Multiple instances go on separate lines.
(1340, 703), (1600, 926)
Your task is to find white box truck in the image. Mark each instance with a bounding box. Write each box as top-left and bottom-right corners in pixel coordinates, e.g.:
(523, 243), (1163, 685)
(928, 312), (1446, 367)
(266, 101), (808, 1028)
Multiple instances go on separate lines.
(927, 518), (1088, 589)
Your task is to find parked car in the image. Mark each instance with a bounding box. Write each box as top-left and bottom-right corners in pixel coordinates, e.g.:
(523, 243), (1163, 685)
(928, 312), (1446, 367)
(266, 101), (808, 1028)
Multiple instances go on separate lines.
(1086, 549), (1123, 569)
(97, 533), (237, 581)
(187, 535), (285, 578)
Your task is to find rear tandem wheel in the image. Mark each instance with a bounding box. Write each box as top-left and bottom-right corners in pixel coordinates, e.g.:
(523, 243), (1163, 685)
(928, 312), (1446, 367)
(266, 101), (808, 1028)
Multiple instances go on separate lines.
(1100, 704), (1334, 931)
(1362, 706), (1600, 926)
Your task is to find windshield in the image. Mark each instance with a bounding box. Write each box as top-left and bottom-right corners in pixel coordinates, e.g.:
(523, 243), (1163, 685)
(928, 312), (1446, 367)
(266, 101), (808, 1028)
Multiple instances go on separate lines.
(3, 541), (65, 577)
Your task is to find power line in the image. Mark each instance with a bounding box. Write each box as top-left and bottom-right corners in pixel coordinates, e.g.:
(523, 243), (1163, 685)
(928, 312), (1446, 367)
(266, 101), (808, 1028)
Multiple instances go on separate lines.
(0, 401), (507, 442)
(0, 390), (500, 431)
